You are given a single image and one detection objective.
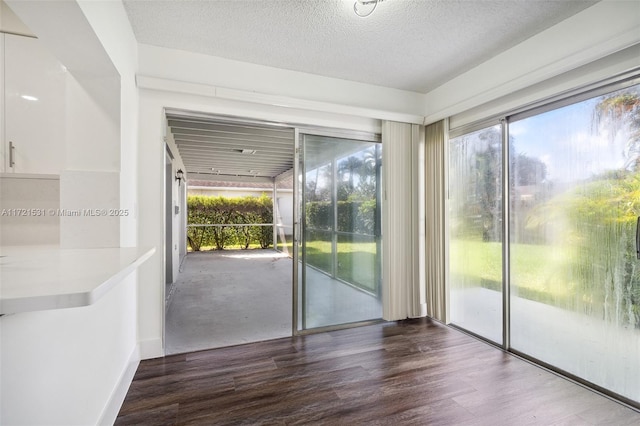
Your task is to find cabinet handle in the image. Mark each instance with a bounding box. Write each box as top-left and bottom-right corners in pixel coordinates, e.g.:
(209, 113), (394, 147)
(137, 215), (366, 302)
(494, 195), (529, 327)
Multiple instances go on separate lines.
(9, 141), (16, 168)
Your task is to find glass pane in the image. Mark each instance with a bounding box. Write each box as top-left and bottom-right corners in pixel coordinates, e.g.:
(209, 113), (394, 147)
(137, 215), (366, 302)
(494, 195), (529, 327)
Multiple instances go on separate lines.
(305, 229), (332, 273)
(300, 134), (382, 329)
(510, 84), (640, 403)
(275, 171), (294, 256)
(305, 163), (333, 231)
(337, 233), (378, 293)
(449, 125), (503, 344)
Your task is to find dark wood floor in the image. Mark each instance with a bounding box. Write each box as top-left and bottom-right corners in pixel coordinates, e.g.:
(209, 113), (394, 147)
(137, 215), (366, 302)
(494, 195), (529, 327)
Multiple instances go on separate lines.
(116, 318), (640, 425)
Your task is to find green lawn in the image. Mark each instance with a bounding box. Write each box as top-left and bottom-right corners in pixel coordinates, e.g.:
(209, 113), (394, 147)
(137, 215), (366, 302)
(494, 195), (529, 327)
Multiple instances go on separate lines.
(449, 239), (576, 303)
(188, 243), (265, 251)
(199, 237), (577, 304)
(305, 238), (379, 292)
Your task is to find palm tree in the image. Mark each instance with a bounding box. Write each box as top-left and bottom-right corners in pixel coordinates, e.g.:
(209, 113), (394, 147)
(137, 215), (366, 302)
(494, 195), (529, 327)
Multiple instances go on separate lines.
(338, 156), (363, 197)
(594, 91), (640, 170)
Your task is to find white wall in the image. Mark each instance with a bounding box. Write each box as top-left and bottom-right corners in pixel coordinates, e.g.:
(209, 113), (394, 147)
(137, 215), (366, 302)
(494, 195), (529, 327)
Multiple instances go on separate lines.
(75, 2), (141, 423)
(138, 43), (425, 119)
(137, 91), (167, 357)
(0, 175), (60, 245)
(76, 0), (140, 248)
(61, 69), (121, 248)
(162, 130), (186, 285)
(1, 1), (140, 425)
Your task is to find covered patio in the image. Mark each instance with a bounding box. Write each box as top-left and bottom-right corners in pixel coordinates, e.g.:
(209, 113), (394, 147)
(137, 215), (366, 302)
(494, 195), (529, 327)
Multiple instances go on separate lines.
(165, 249), (381, 355)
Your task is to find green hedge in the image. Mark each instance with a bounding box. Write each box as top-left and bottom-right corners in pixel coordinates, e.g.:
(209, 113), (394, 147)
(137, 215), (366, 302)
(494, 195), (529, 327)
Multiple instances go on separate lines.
(188, 195), (377, 251)
(187, 194), (273, 251)
(306, 200), (377, 235)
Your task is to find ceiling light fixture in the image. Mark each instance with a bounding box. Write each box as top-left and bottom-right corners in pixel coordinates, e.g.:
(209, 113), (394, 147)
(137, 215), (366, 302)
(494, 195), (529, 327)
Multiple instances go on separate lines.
(354, 0), (385, 17)
(21, 94), (39, 101)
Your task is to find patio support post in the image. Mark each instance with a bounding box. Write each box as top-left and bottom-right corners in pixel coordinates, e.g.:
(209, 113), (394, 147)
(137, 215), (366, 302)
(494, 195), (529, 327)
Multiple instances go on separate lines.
(273, 177), (277, 250)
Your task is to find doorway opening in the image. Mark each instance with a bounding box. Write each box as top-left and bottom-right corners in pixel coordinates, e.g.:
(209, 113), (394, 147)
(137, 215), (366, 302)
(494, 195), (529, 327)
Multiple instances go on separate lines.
(164, 113), (295, 354)
(163, 111), (383, 355)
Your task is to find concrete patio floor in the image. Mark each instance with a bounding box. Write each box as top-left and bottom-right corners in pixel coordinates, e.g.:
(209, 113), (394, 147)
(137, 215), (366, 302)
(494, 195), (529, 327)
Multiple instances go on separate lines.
(165, 248), (383, 355)
(165, 249), (293, 355)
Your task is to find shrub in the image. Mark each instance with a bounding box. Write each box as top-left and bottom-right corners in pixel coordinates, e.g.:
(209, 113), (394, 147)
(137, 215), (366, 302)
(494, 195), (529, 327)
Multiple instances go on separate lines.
(187, 194), (273, 250)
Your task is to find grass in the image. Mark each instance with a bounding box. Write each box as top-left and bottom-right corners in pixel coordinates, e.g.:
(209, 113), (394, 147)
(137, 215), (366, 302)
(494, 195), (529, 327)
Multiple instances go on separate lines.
(195, 237), (380, 292)
(195, 237), (580, 304)
(305, 238), (379, 292)
(279, 237), (379, 292)
(449, 239), (575, 303)
(188, 243), (266, 251)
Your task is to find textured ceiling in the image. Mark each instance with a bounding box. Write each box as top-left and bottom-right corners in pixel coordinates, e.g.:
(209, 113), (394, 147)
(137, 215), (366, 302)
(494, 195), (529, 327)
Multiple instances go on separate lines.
(123, 0), (598, 93)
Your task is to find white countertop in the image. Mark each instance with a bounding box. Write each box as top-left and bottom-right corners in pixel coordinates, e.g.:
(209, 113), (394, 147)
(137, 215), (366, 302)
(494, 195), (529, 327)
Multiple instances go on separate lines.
(0, 245), (155, 315)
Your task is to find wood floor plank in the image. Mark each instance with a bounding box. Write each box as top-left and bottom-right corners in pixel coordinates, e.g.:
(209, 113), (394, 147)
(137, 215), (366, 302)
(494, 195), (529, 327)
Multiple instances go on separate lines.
(116, 318), (640, 425)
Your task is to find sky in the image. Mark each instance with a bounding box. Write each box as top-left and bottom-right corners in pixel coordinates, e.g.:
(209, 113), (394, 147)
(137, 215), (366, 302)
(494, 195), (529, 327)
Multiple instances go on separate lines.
(509, 86), (638, 184)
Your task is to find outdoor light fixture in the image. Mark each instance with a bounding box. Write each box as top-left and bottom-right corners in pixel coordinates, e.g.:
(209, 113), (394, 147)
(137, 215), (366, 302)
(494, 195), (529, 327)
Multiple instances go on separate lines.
(175, 169), (184, 185)
(354, 0), (386, 17)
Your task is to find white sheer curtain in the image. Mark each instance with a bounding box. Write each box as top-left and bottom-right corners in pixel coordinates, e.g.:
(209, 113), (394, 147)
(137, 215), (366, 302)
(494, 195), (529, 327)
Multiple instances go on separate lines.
(424, 120), (447, 322)
(381, 121), (426, 320)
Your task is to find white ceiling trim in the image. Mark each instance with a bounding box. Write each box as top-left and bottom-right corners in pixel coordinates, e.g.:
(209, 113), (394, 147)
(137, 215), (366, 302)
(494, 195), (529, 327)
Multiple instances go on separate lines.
(137, 75), (424, 125)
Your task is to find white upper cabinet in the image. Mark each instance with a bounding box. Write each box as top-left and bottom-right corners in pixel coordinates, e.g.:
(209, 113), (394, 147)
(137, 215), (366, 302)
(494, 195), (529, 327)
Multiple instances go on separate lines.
(3, 33), (66, 174)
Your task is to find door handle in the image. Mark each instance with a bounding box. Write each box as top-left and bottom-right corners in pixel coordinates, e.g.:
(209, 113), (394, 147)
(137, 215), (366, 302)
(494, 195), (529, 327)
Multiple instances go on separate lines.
(636, 216), (640, 260)
(9, 141), (16, 168)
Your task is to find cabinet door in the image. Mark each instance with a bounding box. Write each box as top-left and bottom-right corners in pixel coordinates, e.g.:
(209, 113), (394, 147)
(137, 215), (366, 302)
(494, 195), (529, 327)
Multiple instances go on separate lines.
(4, 34), (66, 174)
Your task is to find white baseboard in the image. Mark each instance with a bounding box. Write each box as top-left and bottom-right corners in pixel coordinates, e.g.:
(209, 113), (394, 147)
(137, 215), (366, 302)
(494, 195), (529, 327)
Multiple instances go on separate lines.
(98, 345), (141, 426)
(138, 337), (164, 360)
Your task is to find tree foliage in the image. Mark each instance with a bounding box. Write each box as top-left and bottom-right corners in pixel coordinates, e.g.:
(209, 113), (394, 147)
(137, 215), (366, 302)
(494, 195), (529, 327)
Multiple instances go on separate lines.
(305, 199), (377, 235)
(522, 89), (640, 328)
(450, 128), (548, 242)
(594, 92), (640, 170)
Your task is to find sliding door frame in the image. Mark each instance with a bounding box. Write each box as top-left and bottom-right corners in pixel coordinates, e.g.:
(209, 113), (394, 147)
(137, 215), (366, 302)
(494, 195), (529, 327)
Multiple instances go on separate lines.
(446, 71), (640, 410)
(292, 126), (383, 336)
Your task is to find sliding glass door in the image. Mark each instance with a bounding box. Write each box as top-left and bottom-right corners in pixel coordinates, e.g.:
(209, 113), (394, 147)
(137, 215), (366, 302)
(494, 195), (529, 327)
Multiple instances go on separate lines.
(509, 84), (640, 403)
(448, 82), (640, 405)
(295, 132), (382, 330)
(449, 125), (503, 344)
